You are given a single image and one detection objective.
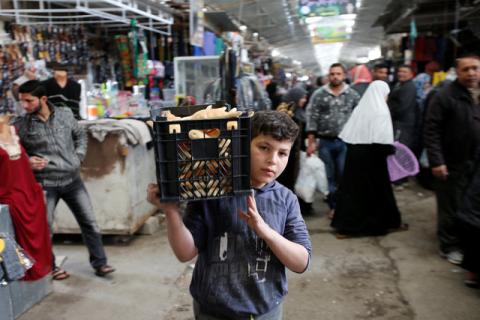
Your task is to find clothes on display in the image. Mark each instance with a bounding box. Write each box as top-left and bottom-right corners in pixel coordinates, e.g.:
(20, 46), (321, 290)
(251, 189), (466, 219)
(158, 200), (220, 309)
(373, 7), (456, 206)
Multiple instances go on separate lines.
(0, 233), (34, 283)
(0, 123), (52, 281)
(235, 72), (271, 111)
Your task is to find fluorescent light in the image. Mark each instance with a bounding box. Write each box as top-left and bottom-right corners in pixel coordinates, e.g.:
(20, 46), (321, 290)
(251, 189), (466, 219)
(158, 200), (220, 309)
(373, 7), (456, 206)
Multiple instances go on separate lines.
(253, 32), (259, 37)
(271, 48), (280, 57)
(239, 25), (247, 31)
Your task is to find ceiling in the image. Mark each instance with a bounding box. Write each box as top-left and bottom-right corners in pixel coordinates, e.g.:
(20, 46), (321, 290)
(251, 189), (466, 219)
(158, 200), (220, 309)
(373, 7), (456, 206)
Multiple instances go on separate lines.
(205, 0), (321, 73)
(373, 0), (480, 35)
(339, 0), (389, 64)
(205, 0), (393, 74)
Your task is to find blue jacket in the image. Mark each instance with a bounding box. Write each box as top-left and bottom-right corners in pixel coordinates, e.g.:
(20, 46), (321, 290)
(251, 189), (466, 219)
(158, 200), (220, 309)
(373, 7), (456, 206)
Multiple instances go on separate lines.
(184, 181), (311, 318)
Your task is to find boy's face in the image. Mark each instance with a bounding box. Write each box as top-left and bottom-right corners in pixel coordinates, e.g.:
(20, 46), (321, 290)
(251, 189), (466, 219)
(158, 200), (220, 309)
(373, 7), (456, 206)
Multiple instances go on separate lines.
(250, 134), (292, 189)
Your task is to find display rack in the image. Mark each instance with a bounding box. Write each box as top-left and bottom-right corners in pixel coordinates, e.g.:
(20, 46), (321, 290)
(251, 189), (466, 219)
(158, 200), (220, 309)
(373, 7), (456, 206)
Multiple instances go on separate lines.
(0, 0), (174, 35)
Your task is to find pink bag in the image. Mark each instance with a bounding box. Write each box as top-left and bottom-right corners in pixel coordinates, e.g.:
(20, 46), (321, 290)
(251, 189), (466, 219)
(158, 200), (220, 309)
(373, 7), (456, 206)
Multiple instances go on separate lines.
(387, 142), (419, 182)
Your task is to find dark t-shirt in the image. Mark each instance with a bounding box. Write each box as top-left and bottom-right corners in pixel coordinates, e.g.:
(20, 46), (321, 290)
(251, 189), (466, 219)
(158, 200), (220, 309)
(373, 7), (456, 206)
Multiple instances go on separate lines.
(183, 181), (311, 318)
(42, 78), (81, 119)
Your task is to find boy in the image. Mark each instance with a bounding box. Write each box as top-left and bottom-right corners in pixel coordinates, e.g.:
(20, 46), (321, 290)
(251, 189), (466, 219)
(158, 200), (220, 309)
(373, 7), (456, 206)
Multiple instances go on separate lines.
(147, 110), (311, 319)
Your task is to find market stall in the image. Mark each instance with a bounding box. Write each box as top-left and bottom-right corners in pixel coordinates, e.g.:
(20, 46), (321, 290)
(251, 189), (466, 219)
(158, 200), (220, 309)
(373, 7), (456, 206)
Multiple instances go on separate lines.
(53, 119), (157, 235)
(0, 205), (52, 320)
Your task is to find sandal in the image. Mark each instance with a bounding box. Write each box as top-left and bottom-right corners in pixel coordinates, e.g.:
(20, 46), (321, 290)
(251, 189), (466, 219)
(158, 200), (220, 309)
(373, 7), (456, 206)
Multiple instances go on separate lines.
(95, 265), (115, 277)
(52, 267), (70, 281)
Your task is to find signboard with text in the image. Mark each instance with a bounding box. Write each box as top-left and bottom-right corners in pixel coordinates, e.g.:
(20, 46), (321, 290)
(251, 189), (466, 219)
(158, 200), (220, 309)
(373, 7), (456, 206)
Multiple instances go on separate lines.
(299, 0), (357, 18)
(310, 19), (351, 44)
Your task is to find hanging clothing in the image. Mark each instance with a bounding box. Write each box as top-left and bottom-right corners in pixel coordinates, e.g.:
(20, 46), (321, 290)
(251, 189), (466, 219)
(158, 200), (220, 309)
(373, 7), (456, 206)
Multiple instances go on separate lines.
(235, 73), (271, 111)
(333, 82), (402, 236)
(0, 127), (52, 280)
(340, 81), (394, 145)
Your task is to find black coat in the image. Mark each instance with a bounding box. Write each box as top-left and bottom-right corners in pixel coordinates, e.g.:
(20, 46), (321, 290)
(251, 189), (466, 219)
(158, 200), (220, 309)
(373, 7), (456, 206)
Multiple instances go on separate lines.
(458, 152), (480, 229)
(388, 80), (419, 151)
(423, 80), (477, 170)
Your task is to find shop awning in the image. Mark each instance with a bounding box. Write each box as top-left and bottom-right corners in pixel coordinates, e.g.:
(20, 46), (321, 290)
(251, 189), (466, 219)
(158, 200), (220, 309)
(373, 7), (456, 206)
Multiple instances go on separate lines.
(373, 0), (480, 35)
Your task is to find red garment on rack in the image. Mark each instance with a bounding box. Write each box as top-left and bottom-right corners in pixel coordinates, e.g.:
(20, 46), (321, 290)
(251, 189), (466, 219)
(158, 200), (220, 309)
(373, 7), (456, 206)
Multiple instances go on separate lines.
(0, 140), (52, 281)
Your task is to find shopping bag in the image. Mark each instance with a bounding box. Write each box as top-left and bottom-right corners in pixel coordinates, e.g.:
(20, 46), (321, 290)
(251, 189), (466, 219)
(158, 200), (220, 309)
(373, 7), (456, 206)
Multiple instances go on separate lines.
(294, 152), (328, 203)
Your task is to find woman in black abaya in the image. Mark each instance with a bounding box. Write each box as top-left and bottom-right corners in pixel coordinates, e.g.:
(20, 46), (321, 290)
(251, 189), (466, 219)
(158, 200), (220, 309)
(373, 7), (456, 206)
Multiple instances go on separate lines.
(331, 81), (407, 237)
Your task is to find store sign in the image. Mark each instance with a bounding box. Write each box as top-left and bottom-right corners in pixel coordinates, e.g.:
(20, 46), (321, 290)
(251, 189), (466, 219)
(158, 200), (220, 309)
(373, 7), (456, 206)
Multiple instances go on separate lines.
(189, 0), (205, 47)
(299, 0), (357, 18)
(309, 19), (351, 44)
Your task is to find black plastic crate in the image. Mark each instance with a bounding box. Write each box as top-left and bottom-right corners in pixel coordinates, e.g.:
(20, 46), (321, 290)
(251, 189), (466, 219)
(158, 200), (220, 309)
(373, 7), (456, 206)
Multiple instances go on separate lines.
(153, 104), (252, 202)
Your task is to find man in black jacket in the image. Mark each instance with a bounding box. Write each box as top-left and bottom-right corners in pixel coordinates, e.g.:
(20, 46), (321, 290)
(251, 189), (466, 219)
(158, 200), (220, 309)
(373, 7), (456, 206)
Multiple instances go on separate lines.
(423, 54), (480, 265)
(388, 65), (419, 154)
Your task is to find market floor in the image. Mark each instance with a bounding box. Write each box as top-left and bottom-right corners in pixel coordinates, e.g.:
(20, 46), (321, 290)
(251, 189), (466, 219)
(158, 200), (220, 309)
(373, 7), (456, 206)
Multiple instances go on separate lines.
(18, 182), (480, 320)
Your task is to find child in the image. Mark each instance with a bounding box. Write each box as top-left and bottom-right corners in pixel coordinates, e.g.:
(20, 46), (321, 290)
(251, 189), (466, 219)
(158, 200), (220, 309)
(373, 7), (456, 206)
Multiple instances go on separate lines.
(147, 110), (312, 319)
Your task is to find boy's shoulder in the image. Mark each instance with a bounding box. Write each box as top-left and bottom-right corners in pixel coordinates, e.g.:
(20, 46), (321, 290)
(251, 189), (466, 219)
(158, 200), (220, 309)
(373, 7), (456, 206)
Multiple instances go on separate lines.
(257, 181), (298, 207)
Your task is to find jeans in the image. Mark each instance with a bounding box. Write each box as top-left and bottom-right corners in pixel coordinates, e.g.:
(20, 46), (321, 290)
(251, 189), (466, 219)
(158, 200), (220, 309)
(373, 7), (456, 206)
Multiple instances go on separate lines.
(318, 138), (347, 210)
(193, 300), (283, 320)
(44, 177), (107, 269)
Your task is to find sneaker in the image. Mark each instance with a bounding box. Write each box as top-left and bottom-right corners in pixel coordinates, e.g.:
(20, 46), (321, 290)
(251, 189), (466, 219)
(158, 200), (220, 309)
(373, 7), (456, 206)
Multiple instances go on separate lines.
(464, 279), (479, 289)
(439, 250), (463, 265)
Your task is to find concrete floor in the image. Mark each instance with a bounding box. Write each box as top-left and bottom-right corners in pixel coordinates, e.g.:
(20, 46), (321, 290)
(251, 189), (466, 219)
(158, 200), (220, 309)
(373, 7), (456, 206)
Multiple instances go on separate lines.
(18, 183), (480, 320)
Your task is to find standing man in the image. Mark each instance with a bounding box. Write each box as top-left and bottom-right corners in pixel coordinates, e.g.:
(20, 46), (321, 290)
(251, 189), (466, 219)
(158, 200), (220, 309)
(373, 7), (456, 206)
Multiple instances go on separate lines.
(306, 63), (360, 218)
(388, 65), (420, 155)
(372, 63), (389, 82)
(16, 80), (115, 279)
(424, 54), (480, 265)
(42, 63), (81, 119)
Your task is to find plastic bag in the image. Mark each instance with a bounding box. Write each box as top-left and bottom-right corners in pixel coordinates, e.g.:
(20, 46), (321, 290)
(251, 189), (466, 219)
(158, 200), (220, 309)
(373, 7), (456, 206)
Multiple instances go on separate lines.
(294, 152), (329, 203)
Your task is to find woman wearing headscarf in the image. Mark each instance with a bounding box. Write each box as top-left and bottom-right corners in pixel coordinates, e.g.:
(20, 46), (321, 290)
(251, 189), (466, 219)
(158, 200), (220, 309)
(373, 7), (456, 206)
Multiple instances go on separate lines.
(349, 64), (373, 97)
(331, 81), (407, 237)
(276, 86), (312, 214)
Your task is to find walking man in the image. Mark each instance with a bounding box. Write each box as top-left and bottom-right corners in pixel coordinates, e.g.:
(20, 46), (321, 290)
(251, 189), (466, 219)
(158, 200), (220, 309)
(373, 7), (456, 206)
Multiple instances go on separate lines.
(16, 80), (115, 279)
(388, 65), (419, 155)
(423, 54), (480, 265)
(306, 63), (360, 218)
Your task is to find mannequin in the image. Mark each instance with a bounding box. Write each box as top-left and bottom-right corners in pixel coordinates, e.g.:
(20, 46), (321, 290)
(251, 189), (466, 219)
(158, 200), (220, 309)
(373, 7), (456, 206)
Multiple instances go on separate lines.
(0, 113), (21, 160)
(0, 110), (52, 280)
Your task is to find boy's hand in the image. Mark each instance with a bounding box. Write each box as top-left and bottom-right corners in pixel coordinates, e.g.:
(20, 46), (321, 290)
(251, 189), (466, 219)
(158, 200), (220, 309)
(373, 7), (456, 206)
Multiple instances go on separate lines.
(147, 183), (179, 213)
(239, 194), (272, 239)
